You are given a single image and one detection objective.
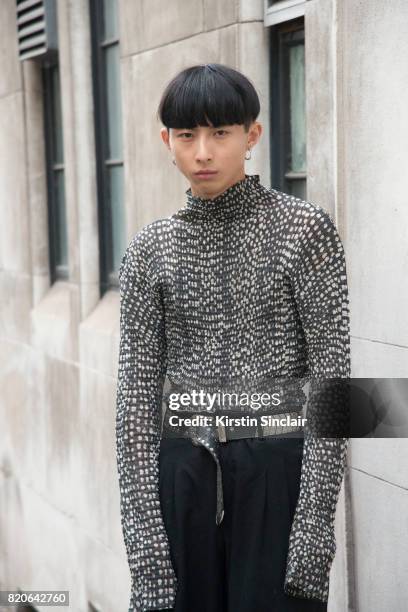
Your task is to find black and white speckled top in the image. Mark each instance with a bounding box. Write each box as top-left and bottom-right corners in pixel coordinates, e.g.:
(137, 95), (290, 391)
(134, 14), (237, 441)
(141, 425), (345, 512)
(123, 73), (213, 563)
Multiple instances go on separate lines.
(116, 174), (351, 612)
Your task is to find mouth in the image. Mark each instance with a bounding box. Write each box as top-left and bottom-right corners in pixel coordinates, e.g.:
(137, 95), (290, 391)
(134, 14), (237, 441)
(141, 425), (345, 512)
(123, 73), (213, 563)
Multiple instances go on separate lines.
(194, 170), (218, 177)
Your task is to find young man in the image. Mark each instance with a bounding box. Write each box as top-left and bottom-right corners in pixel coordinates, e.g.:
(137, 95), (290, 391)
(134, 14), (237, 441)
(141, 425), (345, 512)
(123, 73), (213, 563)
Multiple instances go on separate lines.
(116, 63), (351, 612)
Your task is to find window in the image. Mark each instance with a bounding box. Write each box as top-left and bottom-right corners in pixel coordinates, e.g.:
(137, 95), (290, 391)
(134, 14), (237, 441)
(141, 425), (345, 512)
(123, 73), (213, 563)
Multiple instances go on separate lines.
(42, 59), (69, 281)
(269, 18), (306, 199)
(90, 0), (125, 294)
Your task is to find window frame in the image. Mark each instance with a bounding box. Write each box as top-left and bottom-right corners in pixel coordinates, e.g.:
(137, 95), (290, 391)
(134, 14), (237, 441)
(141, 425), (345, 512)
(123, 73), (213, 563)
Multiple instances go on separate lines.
(269, 18), (307, 197)
(89, 0), (124, 295)
(42, 57), (69, 282)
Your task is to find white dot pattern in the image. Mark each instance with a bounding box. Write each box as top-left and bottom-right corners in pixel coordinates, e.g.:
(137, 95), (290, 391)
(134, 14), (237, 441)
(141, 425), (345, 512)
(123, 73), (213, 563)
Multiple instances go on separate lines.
(116, 174), (351, 610)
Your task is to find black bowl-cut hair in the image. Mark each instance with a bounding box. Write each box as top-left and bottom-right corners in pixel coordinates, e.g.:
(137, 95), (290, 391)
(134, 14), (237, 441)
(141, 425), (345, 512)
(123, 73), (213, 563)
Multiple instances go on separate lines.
(157, 63), (260, 133)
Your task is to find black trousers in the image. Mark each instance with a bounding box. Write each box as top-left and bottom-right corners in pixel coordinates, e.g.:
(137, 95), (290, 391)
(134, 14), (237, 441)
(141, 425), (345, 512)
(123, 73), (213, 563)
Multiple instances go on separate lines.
(158, 435), (328, 612)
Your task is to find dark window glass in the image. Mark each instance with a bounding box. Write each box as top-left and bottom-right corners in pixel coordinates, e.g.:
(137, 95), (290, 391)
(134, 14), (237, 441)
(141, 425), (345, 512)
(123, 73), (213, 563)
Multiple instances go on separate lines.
(90, 0), (125, 294)
(42, 61), (68, 282)
(270, 19), (306, 199)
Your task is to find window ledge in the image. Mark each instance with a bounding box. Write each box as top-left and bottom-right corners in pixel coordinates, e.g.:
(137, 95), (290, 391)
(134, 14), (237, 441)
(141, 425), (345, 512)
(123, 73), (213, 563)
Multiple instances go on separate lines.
(79, 289), (120, 378)
(31, 280), (80, 362)
(264, 0), (306, 26)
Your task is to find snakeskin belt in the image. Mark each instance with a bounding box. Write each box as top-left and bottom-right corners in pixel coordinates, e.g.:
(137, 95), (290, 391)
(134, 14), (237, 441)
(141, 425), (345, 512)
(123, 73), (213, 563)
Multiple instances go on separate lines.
(161, 406), (305, 526)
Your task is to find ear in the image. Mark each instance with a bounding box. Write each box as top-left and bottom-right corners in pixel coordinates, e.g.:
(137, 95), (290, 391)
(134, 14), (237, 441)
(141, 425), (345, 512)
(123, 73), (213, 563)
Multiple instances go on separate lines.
(160, 127), (171, 149)
(249, 121), (262, 147)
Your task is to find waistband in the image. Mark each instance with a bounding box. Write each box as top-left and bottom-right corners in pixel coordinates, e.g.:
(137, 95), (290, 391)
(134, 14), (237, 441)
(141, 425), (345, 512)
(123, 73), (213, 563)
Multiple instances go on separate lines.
(161, 408), (305, 526)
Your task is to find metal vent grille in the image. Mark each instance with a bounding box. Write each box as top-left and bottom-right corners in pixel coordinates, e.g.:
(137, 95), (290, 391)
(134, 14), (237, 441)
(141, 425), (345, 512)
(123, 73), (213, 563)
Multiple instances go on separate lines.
(16, 0), (57, 62)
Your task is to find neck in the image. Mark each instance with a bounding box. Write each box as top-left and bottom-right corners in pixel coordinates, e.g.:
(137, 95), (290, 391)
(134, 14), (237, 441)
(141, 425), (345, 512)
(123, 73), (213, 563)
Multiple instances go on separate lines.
(184, 173), (261, 221)
(189, 170), (246, 199)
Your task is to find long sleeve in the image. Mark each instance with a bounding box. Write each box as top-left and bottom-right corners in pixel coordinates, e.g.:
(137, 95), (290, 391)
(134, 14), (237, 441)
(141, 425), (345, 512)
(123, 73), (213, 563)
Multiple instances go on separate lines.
(116, 235), (178, 612)
(284, 207), (351, 602)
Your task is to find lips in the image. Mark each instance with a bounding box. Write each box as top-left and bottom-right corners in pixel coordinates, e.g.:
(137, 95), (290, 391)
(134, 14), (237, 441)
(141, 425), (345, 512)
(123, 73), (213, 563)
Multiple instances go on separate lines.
(195, 171), (217, 176)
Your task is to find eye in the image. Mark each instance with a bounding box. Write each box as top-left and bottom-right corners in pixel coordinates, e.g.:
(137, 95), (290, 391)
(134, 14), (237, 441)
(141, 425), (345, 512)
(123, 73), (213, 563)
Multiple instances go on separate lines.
(178, 132), (193, 139)
(215, 129), (228, 136)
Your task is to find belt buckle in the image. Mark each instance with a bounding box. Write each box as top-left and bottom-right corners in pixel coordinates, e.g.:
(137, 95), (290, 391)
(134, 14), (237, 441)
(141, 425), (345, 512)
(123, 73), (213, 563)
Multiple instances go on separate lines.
(217, 422), (227, 443)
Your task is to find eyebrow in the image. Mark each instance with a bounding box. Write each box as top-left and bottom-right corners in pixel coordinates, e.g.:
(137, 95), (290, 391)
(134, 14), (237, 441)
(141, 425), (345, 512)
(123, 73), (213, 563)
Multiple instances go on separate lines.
(174, 126), (226, 131)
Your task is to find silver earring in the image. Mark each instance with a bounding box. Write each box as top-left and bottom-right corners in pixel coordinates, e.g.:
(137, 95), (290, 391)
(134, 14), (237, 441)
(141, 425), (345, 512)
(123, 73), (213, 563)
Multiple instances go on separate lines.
(172, 159), (177, 166)
(245, 148), (252, 160)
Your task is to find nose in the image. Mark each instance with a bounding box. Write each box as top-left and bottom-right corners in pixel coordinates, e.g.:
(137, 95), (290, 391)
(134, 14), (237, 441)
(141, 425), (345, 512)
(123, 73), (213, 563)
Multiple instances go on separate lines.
(195, 135), (212, 162)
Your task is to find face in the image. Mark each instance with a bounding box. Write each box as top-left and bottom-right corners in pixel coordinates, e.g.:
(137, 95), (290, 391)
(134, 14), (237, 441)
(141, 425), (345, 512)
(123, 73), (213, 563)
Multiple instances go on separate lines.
(161, 121), (262, 199)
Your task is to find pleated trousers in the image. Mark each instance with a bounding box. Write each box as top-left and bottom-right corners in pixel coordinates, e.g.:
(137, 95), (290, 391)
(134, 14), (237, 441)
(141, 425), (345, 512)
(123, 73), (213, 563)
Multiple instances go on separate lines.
(158, 434), (328, 612)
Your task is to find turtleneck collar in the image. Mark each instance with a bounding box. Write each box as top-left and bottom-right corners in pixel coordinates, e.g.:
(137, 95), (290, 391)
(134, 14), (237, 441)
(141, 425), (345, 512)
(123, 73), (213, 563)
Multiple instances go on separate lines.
(184, 173), (261, 221)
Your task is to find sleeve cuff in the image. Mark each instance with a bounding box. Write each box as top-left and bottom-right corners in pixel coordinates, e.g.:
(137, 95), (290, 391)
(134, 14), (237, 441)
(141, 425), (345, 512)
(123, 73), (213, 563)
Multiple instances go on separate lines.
(129, 562), (178, 612)
(284, 515), (337, 602)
